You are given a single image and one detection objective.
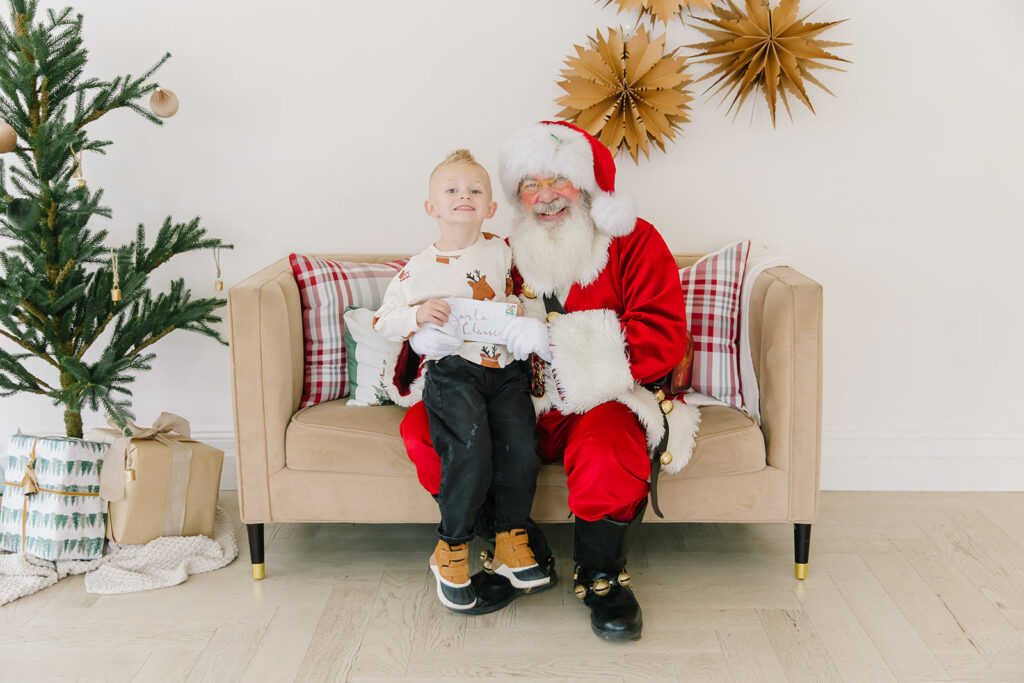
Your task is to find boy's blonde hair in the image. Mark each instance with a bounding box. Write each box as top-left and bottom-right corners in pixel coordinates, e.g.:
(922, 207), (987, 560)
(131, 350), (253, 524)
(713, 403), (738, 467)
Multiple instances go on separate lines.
(430, 149), (492, 191)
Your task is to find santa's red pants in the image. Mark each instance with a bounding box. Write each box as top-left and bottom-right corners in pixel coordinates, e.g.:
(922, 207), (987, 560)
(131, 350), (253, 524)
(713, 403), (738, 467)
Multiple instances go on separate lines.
(400, 400), (650, 522)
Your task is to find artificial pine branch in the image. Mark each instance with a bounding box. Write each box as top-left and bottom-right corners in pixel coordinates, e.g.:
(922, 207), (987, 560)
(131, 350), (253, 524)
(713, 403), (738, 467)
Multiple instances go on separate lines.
(0, 2), (232, 436)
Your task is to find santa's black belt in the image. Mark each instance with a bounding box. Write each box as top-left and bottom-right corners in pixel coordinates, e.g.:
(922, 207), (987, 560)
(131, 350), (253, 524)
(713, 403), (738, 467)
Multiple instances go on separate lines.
(541, 293), (668, 518)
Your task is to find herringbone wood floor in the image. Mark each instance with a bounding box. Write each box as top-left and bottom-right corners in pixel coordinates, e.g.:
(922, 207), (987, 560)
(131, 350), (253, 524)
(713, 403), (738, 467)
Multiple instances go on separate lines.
(2, 490), (1024, 681)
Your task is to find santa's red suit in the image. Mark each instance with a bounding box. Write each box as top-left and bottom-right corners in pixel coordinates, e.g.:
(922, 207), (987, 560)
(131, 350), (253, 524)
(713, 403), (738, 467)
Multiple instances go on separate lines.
(401, 216), (694, 521)
(394, 121), (701, 641)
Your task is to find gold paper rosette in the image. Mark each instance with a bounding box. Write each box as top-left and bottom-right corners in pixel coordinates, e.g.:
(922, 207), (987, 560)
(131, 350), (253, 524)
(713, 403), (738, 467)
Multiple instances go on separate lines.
(689, 0), (850, 126)
(603, 0), (716, 27)
(556, 26), (693, 164)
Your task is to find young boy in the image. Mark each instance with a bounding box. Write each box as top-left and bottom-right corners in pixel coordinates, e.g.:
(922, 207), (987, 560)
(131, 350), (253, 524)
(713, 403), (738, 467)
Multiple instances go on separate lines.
(373, 149), (550, 611)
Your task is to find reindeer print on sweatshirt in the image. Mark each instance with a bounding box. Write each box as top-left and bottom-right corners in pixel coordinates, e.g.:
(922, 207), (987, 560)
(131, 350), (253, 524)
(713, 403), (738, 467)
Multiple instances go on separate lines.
(373, 233), (518, 368)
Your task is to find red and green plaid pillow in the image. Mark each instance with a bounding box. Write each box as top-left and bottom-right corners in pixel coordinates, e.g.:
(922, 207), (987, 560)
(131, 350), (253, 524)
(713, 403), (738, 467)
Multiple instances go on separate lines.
(289, 255), (407, 407)
(679, 240), (751, 408)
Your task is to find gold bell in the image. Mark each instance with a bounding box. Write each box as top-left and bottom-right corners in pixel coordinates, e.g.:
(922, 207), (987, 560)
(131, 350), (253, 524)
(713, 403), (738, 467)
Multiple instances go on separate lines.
(618, 571), (631, 587)
(215, 279), (224, 292)
(480, 550), (494, 573)
(593, 578), (611, 596)
(546, 311), (561, 323)
(111, 288), (121, 302)
(125, 468), (136, 482)
(660, 399), (674, 414)
(522, 284), (537, 299)
(659, 451), (673, 466)
(653, 389), (665, 402)
(574, 584), (587, 600)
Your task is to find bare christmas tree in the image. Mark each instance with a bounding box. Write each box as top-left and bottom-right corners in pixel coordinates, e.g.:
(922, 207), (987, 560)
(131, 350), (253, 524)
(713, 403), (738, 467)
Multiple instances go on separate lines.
(0, 1), (230, 437)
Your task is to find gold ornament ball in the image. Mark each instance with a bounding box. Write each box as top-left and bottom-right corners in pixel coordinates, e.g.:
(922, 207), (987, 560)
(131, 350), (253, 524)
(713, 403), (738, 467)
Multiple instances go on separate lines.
(0, 121), (17, 154)
(150, 88), (179, 118)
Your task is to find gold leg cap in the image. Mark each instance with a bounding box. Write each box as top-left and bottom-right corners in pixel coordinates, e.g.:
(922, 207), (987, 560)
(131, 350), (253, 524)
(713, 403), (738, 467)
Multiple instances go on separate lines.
(252, 563), (266, 580)
(795, 563), (808, 580)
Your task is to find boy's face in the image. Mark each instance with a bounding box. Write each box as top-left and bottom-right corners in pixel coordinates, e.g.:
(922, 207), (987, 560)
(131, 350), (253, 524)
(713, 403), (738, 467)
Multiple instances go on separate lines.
(425, 163), (497, 228)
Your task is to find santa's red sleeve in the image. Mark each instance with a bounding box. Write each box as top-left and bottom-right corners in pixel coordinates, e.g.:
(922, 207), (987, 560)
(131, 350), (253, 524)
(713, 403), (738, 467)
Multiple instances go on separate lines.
(546, 219), (687, 413)
(618, 219), (688, 384)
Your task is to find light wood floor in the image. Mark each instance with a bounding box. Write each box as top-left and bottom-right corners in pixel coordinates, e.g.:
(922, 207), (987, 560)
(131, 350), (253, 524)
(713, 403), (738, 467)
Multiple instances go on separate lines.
(2, 491), (1024, 682)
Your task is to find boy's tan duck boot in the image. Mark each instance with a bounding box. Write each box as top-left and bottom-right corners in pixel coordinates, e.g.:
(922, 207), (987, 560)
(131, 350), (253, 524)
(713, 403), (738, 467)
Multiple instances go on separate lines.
(429, 540), (477, 611)
(492, 529), (552, 590)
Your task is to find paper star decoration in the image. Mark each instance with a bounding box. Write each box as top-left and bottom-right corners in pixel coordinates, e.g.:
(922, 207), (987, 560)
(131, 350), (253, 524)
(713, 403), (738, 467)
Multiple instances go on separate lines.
(603, 0), (717, 27)
(556, 26), (693, 164)
(689, 0), (850, 125)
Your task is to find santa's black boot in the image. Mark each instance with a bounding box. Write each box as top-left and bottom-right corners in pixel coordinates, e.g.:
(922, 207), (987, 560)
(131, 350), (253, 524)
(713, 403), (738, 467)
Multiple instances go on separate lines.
(572, 503), (645, 641)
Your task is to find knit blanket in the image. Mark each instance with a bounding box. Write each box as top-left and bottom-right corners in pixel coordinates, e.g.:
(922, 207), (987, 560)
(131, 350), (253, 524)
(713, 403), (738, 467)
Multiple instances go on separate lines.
(0, 506), (237, 606)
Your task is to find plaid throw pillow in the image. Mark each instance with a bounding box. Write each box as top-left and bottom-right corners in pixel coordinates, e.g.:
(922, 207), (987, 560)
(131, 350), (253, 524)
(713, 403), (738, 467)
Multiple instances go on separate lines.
(679, 240), (751, 408)
(289, 255), (407, 407)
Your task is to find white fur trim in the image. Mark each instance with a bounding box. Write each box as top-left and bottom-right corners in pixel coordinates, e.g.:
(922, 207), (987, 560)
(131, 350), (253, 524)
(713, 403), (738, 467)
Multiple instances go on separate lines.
(547, 309), (633, 414)
(382, 344), (425, 407)
(661, 400), (701, 475)
(615, 390), (701, 475)
(499, 123), (599, 203)
(590, 191), (636, 237)
(615, 385), (665, 446)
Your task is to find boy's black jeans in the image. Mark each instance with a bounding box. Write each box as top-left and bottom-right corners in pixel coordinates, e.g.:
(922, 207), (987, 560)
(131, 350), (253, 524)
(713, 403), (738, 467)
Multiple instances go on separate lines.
(424, 355), (541, 545)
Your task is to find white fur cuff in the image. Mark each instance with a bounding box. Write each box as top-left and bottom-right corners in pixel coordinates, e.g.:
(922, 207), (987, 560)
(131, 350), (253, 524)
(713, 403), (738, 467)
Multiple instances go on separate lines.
(547, 309), (633, 414)
(615, 388), (701, 475)
(661, 401), (701, 474)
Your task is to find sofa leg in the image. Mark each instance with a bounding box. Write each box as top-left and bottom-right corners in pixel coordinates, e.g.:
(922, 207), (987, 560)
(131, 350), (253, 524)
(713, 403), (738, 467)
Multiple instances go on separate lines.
(794, 523), (811, 579)
(247, 523), (265, 580)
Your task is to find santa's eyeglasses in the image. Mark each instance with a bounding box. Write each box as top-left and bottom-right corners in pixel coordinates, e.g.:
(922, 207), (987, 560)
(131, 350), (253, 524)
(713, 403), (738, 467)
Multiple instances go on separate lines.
(519, 176), (572, 196)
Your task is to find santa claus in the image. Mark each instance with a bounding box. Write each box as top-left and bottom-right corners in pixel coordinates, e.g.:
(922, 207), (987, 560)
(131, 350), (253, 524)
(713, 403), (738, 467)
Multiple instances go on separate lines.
(399, 121), (700, 641)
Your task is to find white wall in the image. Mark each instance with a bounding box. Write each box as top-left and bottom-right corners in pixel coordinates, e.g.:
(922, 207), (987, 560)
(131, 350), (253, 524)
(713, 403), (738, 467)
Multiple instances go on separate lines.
(3, 0), (1022, 490)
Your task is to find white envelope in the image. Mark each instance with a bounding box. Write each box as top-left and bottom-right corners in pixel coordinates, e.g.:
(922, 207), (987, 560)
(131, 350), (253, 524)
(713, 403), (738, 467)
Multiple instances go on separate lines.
(446, 297), (519, 344)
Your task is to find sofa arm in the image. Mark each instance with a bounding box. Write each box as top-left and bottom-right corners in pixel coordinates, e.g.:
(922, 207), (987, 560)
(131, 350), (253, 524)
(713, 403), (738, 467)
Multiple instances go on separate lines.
(748, 266), (823, 522)
(228, 257), (304, 522)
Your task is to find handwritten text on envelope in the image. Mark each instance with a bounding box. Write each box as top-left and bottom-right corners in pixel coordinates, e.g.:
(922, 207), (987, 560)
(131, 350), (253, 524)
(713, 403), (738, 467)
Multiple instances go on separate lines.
(446, 297), (519, 344)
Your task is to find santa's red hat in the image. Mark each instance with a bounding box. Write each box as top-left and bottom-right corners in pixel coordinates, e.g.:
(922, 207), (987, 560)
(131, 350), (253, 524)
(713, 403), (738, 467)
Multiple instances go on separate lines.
(498, 121), (636, 237)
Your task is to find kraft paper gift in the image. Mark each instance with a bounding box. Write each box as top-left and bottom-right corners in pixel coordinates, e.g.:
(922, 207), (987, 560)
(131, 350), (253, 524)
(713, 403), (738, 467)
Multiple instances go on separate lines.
(0, 434), (108, 560)
(91, 413), (222, 545)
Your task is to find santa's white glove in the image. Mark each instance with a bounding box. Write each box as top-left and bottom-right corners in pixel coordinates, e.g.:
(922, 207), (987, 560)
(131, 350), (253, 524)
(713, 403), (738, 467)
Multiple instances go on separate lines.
(409, 323), (462, 357)
(504, 317), (552, 362)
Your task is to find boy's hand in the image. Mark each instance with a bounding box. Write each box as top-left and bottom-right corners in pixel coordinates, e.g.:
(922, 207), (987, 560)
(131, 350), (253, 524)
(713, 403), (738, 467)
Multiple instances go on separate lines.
(415, 298), (451, 326)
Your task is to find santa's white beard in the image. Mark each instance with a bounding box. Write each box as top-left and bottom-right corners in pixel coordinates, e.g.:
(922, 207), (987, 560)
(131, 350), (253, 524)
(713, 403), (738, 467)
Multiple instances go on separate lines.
(509, 200), (611, 296)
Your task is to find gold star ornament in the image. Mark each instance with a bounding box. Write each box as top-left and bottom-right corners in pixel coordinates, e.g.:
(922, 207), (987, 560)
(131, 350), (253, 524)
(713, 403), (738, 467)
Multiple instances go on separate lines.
(689, 0), (850, 126)
(603, 0), (716, 27)
(556, 26), (693, 164)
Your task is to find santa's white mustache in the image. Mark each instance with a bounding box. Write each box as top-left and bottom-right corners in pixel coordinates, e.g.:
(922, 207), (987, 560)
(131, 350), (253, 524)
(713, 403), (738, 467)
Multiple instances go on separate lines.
(532, 197), (571, 216)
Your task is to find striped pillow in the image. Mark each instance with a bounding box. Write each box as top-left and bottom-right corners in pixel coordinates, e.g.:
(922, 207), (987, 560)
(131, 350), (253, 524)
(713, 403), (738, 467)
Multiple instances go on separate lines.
(679, 240), (751, 408)
(289, 255), (407, 407)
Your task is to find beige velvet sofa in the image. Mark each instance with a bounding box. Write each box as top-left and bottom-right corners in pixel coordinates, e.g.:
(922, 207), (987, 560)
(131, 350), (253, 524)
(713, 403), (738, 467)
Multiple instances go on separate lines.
(229, 254), (823, 581)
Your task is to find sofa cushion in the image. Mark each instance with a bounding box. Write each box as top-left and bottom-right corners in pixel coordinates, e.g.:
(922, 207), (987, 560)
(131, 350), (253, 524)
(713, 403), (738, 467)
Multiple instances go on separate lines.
(343, 307), (401, 406)
(289, 255), (407, 408)
(285, 403), (765, 480)
(679, 240), (751, 408)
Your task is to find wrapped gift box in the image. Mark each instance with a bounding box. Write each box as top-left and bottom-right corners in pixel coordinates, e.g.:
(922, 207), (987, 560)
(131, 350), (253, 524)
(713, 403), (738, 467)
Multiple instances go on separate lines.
(0, 434), (108, 560)
(91, 413), (223, 545)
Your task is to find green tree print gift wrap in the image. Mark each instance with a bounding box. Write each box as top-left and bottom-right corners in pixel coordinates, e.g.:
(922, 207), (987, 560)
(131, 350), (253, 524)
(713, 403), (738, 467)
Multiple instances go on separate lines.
(0, 435), (107, 560)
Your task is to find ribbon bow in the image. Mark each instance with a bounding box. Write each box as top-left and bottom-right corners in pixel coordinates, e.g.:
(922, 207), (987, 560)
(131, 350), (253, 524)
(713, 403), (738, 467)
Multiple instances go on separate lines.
(21, 440), (39, 495)
(98, 412), (192, 502)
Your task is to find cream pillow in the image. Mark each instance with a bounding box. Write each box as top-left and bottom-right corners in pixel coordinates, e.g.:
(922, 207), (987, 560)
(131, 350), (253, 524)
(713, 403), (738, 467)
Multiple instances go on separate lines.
(342, 307), (402, 406)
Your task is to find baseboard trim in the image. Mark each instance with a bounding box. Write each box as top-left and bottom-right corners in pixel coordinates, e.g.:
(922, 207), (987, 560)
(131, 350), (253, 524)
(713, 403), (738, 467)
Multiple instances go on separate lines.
(821, 431), (1024, 491)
